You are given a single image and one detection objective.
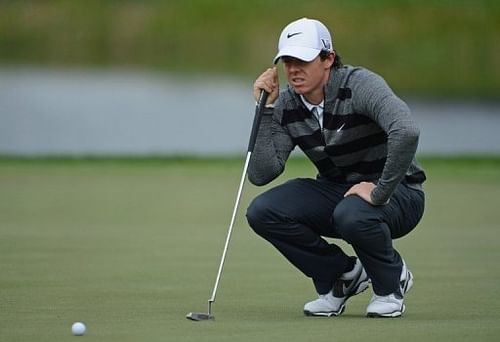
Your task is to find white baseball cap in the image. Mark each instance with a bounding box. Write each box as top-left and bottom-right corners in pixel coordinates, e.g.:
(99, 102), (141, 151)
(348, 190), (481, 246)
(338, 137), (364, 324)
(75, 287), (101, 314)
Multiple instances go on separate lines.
(273, 18), (333, 64)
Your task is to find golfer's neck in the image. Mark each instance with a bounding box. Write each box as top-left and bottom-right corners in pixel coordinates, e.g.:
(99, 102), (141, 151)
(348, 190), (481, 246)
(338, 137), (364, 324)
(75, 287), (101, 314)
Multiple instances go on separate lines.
(303, 89), (325, 105)
(303, 72), (330, 104)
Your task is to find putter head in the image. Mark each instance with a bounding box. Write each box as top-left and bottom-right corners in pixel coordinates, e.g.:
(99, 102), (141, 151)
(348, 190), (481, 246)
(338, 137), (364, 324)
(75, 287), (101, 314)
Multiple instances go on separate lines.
(186, 312), (215, 321)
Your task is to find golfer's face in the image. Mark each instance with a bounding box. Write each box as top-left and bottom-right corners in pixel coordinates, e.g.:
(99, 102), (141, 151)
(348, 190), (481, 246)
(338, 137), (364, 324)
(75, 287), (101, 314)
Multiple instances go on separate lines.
(282, 55), (330, 98)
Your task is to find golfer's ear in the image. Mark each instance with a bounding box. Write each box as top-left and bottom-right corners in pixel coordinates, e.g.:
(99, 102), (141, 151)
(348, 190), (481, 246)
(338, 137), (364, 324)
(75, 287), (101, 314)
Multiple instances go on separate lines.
(325, 52), (335, 68)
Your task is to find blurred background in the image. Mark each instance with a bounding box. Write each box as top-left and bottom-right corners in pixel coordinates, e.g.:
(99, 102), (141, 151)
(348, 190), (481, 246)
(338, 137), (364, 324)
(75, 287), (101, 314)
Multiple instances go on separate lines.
(1, 0), (499, 156)
(2, 3), (500, 341)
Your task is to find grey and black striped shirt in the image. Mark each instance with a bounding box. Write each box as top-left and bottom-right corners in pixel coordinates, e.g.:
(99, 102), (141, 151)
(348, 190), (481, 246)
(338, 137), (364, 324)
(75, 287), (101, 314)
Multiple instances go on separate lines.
(248, 65), (426, 205)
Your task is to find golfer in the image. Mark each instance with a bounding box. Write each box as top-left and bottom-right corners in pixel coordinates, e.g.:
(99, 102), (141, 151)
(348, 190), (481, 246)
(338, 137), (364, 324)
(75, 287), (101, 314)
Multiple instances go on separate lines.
(246, 18), (426, 318)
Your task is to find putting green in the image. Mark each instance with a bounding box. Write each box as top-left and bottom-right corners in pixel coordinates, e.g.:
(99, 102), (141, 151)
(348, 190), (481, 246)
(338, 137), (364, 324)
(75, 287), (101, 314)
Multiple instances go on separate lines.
(1, 157), (499, 341)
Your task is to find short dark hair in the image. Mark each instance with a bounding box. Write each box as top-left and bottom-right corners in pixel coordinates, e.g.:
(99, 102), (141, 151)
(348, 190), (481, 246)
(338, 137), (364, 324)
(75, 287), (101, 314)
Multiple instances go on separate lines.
(319, 50), (343, 69)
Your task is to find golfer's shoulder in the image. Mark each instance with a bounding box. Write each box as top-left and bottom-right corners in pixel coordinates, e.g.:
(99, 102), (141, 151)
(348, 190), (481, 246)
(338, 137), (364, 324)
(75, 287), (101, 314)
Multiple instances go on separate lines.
(346, 66), (393, 107)
(346, 65), (388, 88)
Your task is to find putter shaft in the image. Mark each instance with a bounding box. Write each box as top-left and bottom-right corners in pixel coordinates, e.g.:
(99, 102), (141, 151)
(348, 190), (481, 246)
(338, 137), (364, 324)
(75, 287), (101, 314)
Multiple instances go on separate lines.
(188, 90), (268, 321)
(208, 151), (252, 311)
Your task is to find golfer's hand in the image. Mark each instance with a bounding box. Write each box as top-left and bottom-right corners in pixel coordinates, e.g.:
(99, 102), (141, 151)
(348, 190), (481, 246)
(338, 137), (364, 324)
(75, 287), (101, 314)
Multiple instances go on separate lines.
(254, 67), (279, 106)
(344, 182), (377, 205)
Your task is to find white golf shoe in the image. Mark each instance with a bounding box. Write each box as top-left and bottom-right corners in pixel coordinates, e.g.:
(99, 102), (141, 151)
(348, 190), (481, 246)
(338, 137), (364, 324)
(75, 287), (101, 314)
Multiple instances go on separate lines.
(366, 293), (405, 318)
(304, 258), (370, 317)
(366, 260), (413, 318)
(303, 291), (346, 317)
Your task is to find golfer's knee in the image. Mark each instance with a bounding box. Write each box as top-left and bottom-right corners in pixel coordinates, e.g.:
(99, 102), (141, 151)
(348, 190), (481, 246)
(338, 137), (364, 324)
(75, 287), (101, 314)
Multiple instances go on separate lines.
(246, 195), (272, 236)
(333, 199), (368, 243)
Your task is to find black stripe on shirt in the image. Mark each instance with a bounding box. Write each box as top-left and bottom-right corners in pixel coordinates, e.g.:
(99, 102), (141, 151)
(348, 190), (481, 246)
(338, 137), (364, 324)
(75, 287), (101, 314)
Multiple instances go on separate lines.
(313, 158), (337, 174)
(293, 130), (324, 150)
(324, 131), (387, 157)
(338, 158), (387, 175)
(281, 108), (312, 125)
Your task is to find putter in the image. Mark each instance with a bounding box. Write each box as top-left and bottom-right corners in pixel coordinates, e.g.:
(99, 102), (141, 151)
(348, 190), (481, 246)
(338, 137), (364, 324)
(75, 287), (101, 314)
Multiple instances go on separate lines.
(186, 90), (269, 322)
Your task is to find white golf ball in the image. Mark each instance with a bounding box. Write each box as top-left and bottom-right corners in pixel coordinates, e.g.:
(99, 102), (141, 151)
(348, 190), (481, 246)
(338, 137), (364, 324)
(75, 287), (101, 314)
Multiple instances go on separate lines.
(71, 322), (86, 336)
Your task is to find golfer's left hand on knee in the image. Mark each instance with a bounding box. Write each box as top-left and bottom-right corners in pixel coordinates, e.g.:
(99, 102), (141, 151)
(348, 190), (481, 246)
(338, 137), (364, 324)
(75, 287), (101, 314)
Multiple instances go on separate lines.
(344, 182), (376, 205)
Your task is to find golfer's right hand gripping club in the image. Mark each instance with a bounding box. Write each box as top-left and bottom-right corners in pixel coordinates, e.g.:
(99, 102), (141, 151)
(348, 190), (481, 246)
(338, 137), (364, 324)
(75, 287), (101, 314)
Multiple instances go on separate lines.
(186, 90), (269, 322)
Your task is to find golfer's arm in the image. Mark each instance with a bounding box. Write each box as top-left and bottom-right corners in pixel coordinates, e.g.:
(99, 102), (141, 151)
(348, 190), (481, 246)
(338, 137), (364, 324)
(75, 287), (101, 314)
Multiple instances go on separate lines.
(373, 108), (419, 205)
(352, 70), (419, 205)
(248, 107), (294, 186)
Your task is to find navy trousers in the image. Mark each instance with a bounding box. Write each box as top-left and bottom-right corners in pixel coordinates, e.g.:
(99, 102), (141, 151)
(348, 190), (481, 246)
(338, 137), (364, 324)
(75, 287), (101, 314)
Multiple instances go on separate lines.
(246, 177), (425, 295)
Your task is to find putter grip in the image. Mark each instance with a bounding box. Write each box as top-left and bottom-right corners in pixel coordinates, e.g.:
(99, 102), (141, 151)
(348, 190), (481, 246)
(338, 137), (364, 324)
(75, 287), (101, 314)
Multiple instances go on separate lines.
(247, 90), (270, 152)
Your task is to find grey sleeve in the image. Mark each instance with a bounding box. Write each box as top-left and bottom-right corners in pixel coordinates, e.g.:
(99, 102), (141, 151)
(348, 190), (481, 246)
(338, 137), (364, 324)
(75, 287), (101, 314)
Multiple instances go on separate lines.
(247, 104), (295, 186)
(351, 69), (420, 205)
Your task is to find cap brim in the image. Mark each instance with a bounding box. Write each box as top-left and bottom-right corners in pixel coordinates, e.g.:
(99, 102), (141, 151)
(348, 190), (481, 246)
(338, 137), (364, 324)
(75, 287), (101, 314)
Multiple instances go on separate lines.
(273, 46), (321, 64)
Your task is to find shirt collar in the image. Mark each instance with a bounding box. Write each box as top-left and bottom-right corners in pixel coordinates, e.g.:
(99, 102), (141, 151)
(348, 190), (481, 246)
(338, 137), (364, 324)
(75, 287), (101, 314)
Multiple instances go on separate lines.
(300, 95), (324, 112)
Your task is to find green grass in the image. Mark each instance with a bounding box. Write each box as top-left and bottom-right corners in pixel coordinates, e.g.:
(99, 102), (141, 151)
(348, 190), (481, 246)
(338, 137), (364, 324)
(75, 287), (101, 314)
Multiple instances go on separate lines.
(1, 1), (500, 98)
(1, 157), (500, 341)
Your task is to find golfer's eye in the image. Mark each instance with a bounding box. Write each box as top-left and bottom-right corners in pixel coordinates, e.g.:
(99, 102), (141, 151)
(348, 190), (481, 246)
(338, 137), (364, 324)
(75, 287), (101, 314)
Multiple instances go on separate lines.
(282, 57), (306, 68)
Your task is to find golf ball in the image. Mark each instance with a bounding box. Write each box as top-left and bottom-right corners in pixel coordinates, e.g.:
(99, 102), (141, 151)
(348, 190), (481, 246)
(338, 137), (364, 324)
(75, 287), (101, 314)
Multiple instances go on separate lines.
(71, 322), (86, 336)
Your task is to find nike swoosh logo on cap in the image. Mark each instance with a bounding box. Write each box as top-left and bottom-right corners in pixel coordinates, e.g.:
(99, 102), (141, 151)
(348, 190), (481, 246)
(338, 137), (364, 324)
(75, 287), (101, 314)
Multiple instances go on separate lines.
(287, 32), (302, 38)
